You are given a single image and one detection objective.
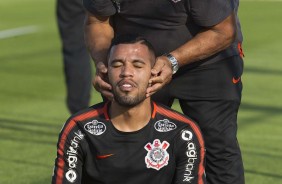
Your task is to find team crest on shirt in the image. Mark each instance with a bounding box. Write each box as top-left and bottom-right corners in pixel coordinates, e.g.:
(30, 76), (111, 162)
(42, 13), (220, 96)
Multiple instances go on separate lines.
(84, 120), (106, 135)
(154, 119), (177, 132)
(144, 139), (170, 170)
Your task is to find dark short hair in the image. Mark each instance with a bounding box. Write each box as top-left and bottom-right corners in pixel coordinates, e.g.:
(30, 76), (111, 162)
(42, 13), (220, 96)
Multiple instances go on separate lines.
(109, 34), (156, 58)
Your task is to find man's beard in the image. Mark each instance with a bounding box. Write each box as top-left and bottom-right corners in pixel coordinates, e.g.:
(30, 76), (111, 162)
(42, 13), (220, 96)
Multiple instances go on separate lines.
(113, 89), (146, 107)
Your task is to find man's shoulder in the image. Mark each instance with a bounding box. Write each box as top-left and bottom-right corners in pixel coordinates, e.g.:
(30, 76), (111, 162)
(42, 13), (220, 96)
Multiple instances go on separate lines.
(67, 102), (107, 124)
(153, 102), (204, 147)
(58, 102), (108, 141)
(154, 102), (198, 127)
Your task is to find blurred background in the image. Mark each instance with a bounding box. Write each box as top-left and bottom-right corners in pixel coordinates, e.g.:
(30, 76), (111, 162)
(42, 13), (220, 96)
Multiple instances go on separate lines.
(0, 0), (281, 183)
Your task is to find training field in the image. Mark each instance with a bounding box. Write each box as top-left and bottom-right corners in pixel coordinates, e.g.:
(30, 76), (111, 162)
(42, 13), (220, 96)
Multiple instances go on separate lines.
(0, 0), (281, 183)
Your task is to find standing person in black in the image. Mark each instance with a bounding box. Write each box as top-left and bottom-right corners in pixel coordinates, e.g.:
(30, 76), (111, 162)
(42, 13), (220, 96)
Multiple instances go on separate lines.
(56, 0), (92, 114)
(52, 35), (206, 184)
(82, 0), (245, 184)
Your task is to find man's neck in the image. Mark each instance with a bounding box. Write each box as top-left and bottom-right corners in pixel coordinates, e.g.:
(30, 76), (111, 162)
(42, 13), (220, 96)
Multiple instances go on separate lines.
(109, 99), (152, 132)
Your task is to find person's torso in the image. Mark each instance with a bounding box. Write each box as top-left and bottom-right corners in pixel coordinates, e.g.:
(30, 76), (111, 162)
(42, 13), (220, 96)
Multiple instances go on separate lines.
(110, 0), (242, 67)
(111, 0), (195, 56)
(74, 103), (198, 184)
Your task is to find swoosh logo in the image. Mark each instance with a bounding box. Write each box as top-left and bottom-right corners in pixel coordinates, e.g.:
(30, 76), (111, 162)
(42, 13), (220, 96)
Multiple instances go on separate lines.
(232, 77), (241, 84)
(96, 154), (114, 159)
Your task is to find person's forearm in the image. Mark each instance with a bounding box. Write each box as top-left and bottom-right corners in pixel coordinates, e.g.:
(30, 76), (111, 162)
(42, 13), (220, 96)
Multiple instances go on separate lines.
(84, 13), (114, 65)
(171, 12), (237, 67)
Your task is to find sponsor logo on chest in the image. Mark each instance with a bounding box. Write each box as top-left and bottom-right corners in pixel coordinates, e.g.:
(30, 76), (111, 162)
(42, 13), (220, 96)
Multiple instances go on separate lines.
(84, 120), (106, 135)
(144, 139), (170, 170)
(154, 119), (177, 132)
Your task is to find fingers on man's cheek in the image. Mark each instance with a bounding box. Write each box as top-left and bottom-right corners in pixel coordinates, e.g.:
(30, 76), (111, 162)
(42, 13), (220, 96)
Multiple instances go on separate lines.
(152, 84), (161, 92)
(151, 69), (158, 75)
(146, 92), (154, 98)
(152, 77), (163, 84)
(148, 84), (161, 94)
(103, 91), (113, 97)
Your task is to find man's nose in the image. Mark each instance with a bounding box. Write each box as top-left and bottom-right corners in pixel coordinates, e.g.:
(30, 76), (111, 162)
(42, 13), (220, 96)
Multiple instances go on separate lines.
(120, 64), (134, 77)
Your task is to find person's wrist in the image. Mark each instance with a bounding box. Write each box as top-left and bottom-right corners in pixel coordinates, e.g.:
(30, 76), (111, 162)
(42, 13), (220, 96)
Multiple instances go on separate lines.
(165, 53), (179, 74)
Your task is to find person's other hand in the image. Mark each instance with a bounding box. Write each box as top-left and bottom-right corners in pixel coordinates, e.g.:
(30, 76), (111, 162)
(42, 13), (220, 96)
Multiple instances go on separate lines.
(93, 62), (113, 100)
(146, 56), (173, 97)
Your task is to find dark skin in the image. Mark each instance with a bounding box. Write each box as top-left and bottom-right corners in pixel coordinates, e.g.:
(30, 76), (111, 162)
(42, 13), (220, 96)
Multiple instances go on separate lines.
(84, 12), (237, 99)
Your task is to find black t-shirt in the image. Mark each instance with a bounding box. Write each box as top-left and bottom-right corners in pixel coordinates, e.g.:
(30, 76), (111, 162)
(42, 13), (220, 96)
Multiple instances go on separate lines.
(52, 102), (206, 184)
(83, 0), (243, 67)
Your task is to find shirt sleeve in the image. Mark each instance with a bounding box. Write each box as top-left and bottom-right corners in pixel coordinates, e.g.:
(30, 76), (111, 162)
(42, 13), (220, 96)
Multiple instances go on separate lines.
(188, 0), (234, 27)
(52, 120), (86, 184)
(83, 0), (116, 16)
(172, 127), (206, 184)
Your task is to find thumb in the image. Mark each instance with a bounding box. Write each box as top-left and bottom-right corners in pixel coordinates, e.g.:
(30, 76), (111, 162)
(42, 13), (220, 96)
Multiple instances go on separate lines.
(151, 59), (165, 75)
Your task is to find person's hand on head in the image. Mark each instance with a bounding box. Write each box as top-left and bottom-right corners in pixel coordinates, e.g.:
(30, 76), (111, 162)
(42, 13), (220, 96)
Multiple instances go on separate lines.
(146, 56), (173, 97)
(93, 61), (114, 100)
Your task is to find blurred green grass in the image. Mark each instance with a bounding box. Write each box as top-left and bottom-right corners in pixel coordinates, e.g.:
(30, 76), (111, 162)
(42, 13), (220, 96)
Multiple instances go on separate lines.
(235, 1), (282, 183)
(0, 0), (282, 183)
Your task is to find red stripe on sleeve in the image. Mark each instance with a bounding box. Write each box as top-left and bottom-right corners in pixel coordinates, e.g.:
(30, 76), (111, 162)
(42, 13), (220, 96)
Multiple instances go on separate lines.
(55, 109), (100, 184)
(156, 105), (205, 184)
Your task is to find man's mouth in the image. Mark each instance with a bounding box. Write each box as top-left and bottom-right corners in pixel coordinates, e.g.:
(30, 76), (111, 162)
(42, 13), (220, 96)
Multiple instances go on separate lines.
(118, 80), (136, 92)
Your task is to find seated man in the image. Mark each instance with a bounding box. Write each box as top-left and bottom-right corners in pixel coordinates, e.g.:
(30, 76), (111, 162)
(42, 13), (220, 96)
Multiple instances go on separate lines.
(52, 35), (206, 184)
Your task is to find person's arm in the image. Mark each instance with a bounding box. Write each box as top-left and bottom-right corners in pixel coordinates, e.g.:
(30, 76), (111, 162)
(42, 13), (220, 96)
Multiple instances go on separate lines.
(172, 12), (236, 67)
(172, 127), (206, 184)
(84, 13), (114, 100)
(146, 12), (237, 97)
(52, 123), (85, 184)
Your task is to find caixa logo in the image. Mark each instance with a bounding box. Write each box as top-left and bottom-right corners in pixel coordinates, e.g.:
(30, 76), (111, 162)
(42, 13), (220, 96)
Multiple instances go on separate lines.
(154, 119), (177, 132)
(84, 120), (106, 135)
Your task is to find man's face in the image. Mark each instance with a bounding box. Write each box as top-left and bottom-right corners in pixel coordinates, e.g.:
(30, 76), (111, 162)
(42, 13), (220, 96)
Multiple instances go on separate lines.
(108, 42), (154, 107)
